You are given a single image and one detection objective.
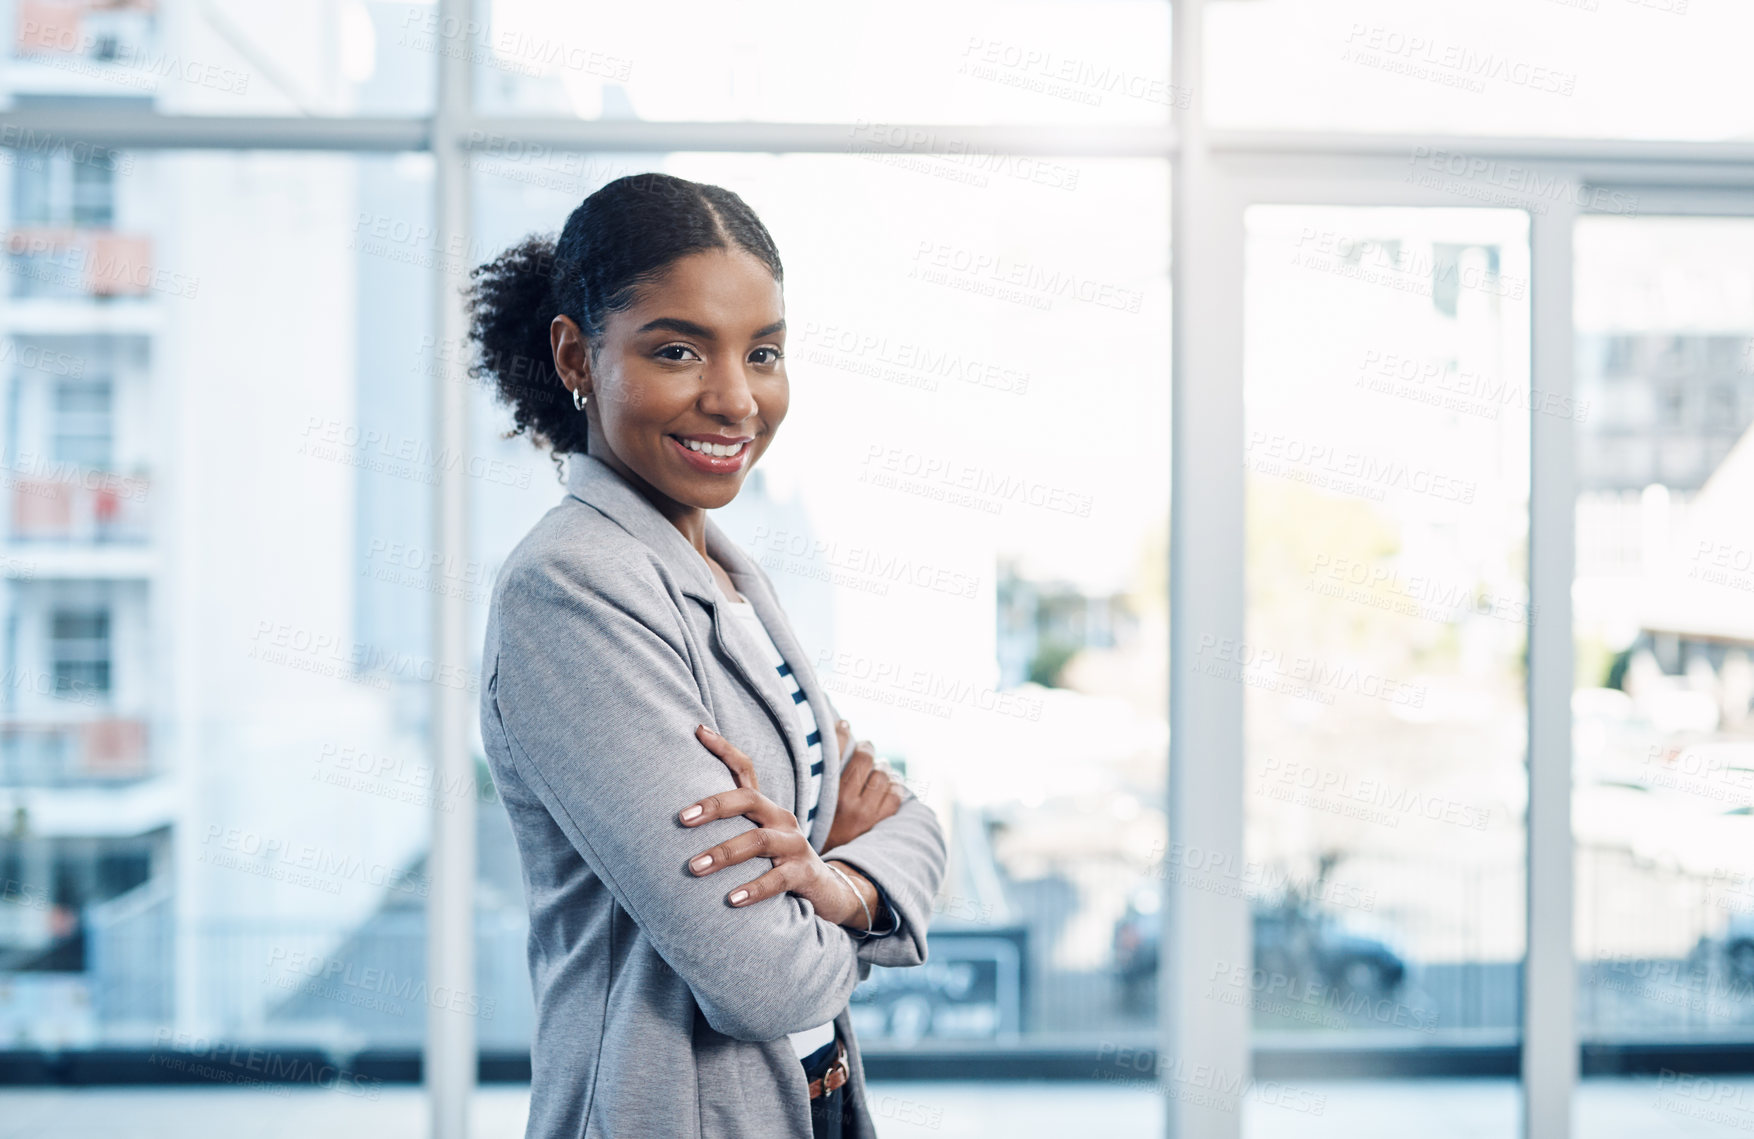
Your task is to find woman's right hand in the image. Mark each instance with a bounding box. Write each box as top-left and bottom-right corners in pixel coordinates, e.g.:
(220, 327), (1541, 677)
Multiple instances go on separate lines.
(678, 724), (872, 928)
(824, 719), (903, 851)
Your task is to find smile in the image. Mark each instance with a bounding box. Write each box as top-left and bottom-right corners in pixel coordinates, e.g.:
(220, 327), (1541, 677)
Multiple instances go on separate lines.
(668, 434), (752, 474)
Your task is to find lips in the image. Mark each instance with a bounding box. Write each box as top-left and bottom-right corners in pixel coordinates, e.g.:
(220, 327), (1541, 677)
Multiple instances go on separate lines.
(667, 433), (752, 475)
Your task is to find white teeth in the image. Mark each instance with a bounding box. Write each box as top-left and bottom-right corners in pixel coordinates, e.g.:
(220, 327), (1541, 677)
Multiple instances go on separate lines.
(679, 438), (746, 458)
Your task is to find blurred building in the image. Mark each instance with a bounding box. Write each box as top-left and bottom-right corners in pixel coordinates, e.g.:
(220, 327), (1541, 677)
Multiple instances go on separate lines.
(0, 0), (441, 1048)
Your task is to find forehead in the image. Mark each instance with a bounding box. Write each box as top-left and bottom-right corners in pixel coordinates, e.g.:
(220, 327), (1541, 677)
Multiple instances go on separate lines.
(622, 247), (783, 329)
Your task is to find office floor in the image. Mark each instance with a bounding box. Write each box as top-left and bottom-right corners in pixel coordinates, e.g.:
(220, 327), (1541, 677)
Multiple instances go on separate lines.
(0, 1078), (1744, 1137)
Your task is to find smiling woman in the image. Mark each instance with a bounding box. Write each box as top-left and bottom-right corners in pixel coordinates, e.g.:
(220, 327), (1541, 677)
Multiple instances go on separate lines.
(464, 173), (947, 1139)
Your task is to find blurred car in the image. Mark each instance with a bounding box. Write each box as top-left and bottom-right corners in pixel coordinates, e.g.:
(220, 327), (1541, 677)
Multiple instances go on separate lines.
(1112, 885), (1407, 1007)
(1726, 910), (1754, 981)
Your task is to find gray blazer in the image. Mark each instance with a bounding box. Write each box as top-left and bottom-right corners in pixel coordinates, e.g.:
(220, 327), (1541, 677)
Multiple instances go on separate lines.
(479, 450), (949, 1139)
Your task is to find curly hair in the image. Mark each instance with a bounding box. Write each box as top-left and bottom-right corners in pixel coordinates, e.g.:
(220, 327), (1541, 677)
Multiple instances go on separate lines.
(464, 172), (784, 472)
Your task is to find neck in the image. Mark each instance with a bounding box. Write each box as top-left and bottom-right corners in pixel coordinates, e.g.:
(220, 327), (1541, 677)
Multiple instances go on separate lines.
(589, 443), (708, 557)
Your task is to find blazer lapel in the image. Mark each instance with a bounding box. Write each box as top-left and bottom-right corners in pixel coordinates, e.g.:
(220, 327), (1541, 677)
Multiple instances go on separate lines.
(564, 452), (815, 829)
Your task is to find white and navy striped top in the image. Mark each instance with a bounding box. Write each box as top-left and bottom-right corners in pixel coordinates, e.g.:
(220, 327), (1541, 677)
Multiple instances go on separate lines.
(718, 595), (826, 832)
(716, 589), (834, 1059)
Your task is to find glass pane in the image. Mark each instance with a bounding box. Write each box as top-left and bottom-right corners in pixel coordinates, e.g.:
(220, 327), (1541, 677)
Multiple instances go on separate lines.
(5, 0), (433, 116)
(1207, 0), (1753, 141)
(1574, 217), (1754, 1112)
(0, 150), (434, 1086)
(469, 153), (1170, 1060)
(1242, 205), (1530, 1129)
(472, 0), (1173, 125)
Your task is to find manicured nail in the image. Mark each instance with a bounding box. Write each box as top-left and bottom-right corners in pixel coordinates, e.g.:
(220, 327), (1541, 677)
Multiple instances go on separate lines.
(680, 805), (703, 822)
(729, 889), (748, 905)
(698, 723), (720, 738)
(690, 854), (713, 872)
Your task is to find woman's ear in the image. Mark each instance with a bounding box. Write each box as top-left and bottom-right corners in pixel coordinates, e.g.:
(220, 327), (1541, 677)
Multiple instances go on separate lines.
(551, 313), (592, 400)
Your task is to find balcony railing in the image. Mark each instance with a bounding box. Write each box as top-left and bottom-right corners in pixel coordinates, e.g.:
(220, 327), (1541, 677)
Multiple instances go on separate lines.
(6, 228), (156, 299)
(9, 469), (150, 543)
(14, 0), (155, 62)
(0, 717), (150, 784)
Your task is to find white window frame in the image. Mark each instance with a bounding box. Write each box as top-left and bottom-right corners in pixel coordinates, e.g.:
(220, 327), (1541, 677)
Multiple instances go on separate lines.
(4, 0), (1750, 1134)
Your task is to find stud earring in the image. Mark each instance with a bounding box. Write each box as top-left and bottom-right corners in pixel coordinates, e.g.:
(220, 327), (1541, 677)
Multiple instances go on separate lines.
(573, 387), (589, 411)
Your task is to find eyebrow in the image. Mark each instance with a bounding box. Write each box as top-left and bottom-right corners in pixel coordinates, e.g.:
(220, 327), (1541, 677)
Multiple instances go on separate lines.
(635, 317), (786, 340)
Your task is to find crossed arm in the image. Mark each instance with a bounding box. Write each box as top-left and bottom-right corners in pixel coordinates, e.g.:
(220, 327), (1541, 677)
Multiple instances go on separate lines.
(491, 550), (945, 1041)
(677, 709), (945, 971)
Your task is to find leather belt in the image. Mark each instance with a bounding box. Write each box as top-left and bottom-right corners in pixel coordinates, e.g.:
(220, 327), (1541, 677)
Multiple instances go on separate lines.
(807, 1040), (849, 1100)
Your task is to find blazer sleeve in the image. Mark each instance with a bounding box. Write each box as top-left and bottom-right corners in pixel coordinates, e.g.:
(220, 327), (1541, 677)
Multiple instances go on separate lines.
(487, 547), (865, 1042)
(818, 690), (949, 970)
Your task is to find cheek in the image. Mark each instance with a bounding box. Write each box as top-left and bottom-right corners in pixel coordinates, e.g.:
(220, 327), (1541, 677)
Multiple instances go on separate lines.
(761, 380), (791, 423)
(602, 370), (685, 426)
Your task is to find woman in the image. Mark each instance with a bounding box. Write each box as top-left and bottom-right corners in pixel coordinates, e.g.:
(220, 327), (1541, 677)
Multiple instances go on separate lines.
(467, 172), (948, 1139)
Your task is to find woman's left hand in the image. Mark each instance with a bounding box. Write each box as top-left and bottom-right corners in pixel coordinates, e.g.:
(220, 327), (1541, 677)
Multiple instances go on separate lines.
(678, 724), (877, 928)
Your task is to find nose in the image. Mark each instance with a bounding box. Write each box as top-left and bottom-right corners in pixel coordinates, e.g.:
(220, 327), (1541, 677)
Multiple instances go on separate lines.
(697, 354), (759, 424)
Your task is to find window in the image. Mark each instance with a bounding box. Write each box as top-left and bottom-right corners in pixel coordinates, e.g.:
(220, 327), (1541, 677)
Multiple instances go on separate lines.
(49, 608), (110, 697)
(51, 377), (113, 470)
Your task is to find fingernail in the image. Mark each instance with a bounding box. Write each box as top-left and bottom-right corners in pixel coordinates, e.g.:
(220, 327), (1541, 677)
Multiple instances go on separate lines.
(698, 724), (720, 738)
(728, 889), (748, 905)
(837, 720), (848, 729)
(690, 854), (713, 872)
(680, 805), (703, 822)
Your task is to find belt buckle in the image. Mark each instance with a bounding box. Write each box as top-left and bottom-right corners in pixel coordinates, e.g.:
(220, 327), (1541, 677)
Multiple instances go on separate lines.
(811, 1042), (848, 1100)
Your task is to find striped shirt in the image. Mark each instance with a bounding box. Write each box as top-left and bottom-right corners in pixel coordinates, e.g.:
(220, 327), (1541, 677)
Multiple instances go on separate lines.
(717, 591), (833, 1058)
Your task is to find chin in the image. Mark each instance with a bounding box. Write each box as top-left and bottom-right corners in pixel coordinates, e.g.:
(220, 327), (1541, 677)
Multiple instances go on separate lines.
(690, 478), (748, 510)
